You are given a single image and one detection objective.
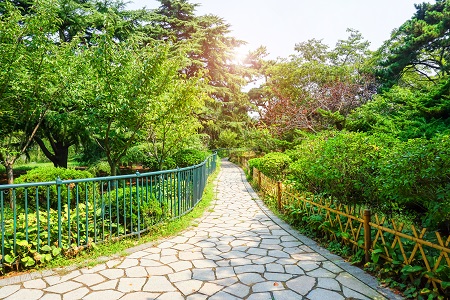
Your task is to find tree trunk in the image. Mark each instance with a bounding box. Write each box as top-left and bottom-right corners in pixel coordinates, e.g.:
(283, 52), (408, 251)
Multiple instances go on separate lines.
(53, 144), (69, 168)
(34, 137), (69, 168)
(109, 160), (117, 176)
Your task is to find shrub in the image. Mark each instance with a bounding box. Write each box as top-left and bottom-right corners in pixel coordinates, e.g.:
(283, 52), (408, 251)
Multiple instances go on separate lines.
(229, 149), (256, 164)
(87, 160), (111, 176)
(104, 186), (164, 231)
(15, 167), (94, 184)
(142, 155), (159, 171)
(121, 145), (149, 166)
(249, 152), (292, 180)
(171, 149), (210, 168)
(284, 131), (450, 230)
(288, 131), (395, 206)
(217, 129), (239, 148)
(14, 167), (94, 209)
(377, 134), (450, 229)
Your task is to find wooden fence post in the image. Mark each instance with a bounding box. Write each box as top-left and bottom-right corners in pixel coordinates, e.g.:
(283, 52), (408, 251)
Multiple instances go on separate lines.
(257, 169), (261, 190)
(364, 209), (372, 263)
(277, 181), (282, 211)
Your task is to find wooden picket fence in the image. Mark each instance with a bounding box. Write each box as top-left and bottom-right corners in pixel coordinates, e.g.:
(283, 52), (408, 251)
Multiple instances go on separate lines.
(250, 166), (450, 290)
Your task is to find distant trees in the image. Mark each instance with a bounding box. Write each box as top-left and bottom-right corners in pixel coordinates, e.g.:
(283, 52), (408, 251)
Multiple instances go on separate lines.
(348, 0), (450, 140)
(247, 30), (376, 139)
(1, 0), (248, 182)
(376, 0), (450, 89)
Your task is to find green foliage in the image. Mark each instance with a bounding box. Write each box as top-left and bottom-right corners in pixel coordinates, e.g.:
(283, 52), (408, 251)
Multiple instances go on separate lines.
(375, 1), (450, 89)
(288, 132), (383, 204)
(171, 149), (210, 168)
(346, 85), (450, 140)
(217, 129), (239, 149)
(106, 187), (165, 231)
(121, 145), (149, 167)
(248, 152), (291, 180)
(376, 134), (450, 228)
(284, 131), (450, 229)
(247, 30), (375, 138)
(0, 203), (98, 273)
(142, 155), (159, 172)
(15, 167), (94, 184)
(14, 167), (94, 209)
(75, 140), (105, 165)
(87, 160), (111, 177)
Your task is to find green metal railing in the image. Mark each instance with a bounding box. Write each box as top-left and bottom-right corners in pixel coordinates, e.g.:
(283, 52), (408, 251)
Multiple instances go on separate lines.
(0, 153), (217, 267)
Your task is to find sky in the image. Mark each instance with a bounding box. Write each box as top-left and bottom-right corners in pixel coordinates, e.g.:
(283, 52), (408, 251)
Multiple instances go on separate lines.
(127, 0), (422, 60)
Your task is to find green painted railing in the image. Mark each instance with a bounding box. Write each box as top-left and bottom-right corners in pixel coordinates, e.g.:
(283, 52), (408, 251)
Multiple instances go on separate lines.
(0, 153), (217, 268)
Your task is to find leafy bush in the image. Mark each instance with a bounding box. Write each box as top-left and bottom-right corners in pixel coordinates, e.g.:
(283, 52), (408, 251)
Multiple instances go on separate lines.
(87, 160), (111, 176)
(1, 203), (98, 274)
(376, 134), (450, 229)
(15, 167), (93, 183)
(75, 140), (104, 165)
(14, 167), (94, 209)
(229, 149), (257, 164)
(271, 131), (450, 230)
(217, 129), (239, 148)
(248, 152), (292, 180)
(288, 131), (396, 206)
(142, 155), (159, 171)
(121, 144), (149, 166)
(346, 86), (450, 140)
(162, 156), (176, 170)
(105, 186), (164, 231)
(172, 149), (210, 168)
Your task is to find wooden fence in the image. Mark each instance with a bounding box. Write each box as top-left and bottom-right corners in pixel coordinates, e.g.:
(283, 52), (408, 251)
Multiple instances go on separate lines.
(249, 166), (450, 290)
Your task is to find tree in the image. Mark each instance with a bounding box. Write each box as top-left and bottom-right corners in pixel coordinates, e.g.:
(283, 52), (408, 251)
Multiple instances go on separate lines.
(330, 28), (371, 68)
(84, 15), (203, 175)
(0, 0), (61, 184)
(248, 30), (375, 138)
(6, 0), (151, 168)
(376, 1), (450, 89)
(33, 36), (93, 168)
(146, 0), (250, 148)
(144, 74), (205, 169)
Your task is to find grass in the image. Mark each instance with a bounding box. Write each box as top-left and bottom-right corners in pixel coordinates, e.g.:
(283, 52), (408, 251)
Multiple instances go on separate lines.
(27, 159), (222, 273)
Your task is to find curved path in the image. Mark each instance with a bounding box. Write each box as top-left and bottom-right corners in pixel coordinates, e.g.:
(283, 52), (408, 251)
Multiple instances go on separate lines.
(0, 160), (401, 300)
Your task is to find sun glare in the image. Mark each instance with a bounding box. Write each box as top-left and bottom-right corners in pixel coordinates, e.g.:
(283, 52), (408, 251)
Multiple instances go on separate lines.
(231, 45), (250, 64)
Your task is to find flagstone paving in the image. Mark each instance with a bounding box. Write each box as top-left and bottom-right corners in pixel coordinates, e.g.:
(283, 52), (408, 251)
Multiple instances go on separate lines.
(0, 159), (402, 299)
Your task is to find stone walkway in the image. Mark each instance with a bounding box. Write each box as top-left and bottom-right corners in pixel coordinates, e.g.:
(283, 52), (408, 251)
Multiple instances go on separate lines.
(0, 160), (402, 300)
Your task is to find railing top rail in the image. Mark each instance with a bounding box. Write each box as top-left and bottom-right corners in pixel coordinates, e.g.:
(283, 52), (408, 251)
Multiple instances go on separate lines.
(0, 153), (216, 190)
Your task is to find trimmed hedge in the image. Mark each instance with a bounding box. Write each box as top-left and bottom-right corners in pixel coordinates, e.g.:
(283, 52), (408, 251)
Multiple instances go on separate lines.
(248, 152), (292, 180)
(15, 167), (95, 209)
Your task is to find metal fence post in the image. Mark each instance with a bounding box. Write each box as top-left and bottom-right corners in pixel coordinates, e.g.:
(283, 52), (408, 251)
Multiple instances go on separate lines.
(177, 167), (181, 217)
(56, 177), (62, 248)
(136, 171), (141, 239)
(364, 209), (372, 263)
(277, 181), (282, 211)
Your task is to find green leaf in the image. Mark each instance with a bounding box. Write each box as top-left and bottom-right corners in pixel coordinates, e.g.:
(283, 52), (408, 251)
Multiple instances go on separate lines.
(16, 240), (29, 247)
(42, 254), (52, 262)
(52, 247), (61, 257)
(4, 254), (15, 264)
(441, 281), (450, 289)
(41, 245), (52, 252)
(21, 256), (35, 267)
(401, 265), (423, 275)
